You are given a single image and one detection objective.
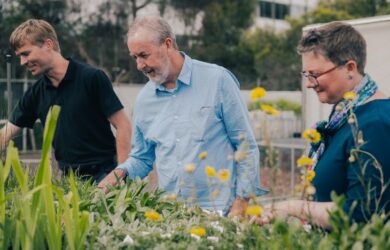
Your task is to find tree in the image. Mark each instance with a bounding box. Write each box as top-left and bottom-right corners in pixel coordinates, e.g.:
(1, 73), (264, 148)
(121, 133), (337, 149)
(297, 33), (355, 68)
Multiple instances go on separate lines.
(0, 0), (163, 83)
(170, 0), (257, 87)
(0, 0), (69, 78)
(241, 0), (388, 90)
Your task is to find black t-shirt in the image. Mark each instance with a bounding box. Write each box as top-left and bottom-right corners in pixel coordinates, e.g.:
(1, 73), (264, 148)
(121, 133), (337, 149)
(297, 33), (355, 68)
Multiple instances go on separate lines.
(10, 58), (123, 165)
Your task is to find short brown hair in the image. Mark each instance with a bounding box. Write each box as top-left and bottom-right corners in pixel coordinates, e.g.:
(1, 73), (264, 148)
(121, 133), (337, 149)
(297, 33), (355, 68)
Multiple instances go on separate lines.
(297, 21), (366, 75)
(9, 19), (60, 52)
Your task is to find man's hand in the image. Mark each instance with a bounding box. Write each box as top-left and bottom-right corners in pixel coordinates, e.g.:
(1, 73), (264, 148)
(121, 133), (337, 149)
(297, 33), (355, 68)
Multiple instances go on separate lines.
(98, 168), (126, 193)
(228, 196), (249, 218)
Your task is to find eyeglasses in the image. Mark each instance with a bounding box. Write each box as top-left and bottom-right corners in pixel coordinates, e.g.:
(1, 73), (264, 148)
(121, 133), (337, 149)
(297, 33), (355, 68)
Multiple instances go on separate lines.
(301, 62), (346, 87)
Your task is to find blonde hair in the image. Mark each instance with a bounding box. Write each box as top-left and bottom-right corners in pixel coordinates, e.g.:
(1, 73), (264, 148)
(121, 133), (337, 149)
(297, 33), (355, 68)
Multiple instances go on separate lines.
(10, 19), (60, 52)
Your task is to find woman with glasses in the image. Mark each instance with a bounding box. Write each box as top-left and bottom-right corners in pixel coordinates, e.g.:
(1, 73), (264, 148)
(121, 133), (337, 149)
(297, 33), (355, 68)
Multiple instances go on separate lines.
(253, 21), (390, 229)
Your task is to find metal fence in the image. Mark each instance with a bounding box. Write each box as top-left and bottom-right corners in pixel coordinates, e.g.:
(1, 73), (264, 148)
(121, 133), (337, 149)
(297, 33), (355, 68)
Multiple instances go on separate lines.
(0, 77), (40, 152)
(250, 110), (302, 139)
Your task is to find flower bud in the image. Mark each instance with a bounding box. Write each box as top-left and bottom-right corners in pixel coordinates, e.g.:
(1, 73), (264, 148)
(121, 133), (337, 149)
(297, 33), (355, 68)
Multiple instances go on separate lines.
(348, 154), (356, 163)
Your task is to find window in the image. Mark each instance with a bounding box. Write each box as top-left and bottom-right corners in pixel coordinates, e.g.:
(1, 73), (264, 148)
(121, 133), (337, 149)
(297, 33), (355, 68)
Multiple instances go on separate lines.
(259, 1), (289, 20)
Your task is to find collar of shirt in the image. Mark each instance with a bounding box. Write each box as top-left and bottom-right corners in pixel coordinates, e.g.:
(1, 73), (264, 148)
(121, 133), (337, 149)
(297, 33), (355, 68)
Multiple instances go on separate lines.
(43, 58), (76, 88)
(155, 52), (192, 94)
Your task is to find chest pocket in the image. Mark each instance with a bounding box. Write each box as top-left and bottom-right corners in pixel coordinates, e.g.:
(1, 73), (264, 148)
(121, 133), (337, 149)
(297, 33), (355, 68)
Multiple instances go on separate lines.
(189, 105), (220, 141)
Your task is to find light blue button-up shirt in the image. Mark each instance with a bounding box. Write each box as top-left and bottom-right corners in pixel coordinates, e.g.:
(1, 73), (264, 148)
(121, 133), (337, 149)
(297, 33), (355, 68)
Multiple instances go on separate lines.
(118, 53), (266, 212)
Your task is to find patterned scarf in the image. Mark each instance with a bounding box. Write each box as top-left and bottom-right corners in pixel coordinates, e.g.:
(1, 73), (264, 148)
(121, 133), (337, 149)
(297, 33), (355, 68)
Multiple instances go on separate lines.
(309, 74), (378, 169)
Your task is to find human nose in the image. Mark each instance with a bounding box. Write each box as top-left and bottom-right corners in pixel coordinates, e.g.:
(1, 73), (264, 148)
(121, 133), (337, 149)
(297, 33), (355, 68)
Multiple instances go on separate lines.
(136, 58), (146, 71)
(304, 77), (319, 88)
(20, 56), (28, 66)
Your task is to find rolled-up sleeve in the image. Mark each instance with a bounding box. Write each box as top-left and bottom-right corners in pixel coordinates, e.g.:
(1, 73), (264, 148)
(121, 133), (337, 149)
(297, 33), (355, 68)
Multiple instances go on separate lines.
(218, 70), (267, 198)
(117, 122), (155, 179)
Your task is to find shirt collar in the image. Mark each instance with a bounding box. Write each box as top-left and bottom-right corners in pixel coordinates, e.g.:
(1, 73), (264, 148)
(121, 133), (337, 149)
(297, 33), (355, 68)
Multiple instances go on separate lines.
(155, 52), (192, 92)
(44, 58), (76, 87)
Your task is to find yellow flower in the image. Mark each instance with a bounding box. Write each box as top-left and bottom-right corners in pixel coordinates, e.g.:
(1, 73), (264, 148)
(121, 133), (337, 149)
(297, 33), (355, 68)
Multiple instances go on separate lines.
(190, 226), (206, 237)
(297, 155), (313, 167)
(302, 129), (321, 143)
(343, 91), (356, 101)
(245, 205), (262, 216)
(144, 210), (162, 221)
(184, 163), (196, 173)
(307, 170), (315, 182)
(205, 165), (216, 177)
(301, 170), (315, 185)
(260, 104), (279, 116)
(217, 169), (230, 182)
(250, 87), (267, 101)
(199, 151), (207, 160)
(335, 103), (344, 112)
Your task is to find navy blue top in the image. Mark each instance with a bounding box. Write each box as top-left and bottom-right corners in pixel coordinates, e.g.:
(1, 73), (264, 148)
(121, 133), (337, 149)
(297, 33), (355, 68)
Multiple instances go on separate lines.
(10, 59), (123, 166)
(313, 99), (390, 222)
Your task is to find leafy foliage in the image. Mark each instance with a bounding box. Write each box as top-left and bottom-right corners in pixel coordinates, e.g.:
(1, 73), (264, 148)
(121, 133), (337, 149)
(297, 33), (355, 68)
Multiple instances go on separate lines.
(0, 103), (389, 248)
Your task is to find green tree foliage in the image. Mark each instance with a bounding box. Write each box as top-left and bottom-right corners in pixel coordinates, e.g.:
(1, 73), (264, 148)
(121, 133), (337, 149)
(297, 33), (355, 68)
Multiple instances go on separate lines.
(0, 0), (68, 78)
(242, 0), (390, 90)
(170, 0), (257, 87)
(0, 0), (161, 83)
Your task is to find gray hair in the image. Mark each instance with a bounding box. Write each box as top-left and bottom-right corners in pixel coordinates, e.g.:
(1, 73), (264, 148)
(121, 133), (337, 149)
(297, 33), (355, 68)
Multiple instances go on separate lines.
(127, 16), (179, 50)
(297, 21), (366, 75)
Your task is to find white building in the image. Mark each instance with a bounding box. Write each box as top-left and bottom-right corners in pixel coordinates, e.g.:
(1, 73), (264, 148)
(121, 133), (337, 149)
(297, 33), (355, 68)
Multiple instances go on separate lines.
(253, 0), (319, 31)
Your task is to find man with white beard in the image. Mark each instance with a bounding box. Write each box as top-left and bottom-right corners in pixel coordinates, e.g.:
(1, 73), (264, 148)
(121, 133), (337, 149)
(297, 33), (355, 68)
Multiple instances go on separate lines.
(99, 16), (266, 217)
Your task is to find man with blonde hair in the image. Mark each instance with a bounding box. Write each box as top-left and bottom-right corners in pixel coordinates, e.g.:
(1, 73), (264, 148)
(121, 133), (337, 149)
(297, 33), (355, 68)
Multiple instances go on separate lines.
(99, 16), (266, 217)
(1, 19), (132, 182)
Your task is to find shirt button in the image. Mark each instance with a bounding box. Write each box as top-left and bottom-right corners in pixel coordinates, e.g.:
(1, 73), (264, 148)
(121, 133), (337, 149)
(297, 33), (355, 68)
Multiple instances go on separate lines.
(176, 138), (180, 142)
(174, 115), (178, 119)
(178, 161), (182, 166)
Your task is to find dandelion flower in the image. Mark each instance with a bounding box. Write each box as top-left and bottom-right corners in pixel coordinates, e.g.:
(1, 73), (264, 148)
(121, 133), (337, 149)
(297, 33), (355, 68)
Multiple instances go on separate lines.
(245, 205), (262, 216)
(199, 151), (207, 160)
(205, 165), (216, 177)
(250, 87), (267, 101)
(184, 163), (195, 173)
(302, 129), (321, 143)
(217, 169), (230, 182)
(343, 91), (356, 101)
(261, 104), (279, 116)
(144, 210), (162, 221)
(297, 155), (313, 167)
(190, 226), (206, 237)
